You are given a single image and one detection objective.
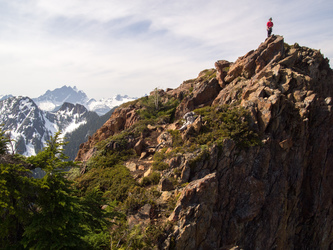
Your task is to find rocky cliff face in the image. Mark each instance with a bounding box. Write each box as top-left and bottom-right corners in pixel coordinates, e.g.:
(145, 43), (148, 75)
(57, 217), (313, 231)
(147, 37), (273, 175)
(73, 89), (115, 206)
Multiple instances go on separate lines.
(76, 35), (333, 249)
(75, 105), (139, 162)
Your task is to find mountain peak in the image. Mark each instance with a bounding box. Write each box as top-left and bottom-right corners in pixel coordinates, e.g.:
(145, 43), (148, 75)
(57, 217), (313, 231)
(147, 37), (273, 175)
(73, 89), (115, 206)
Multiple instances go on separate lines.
(32, 86), (137, 115)
(33, 85), (89, 112)
(74, 35), (333, 249)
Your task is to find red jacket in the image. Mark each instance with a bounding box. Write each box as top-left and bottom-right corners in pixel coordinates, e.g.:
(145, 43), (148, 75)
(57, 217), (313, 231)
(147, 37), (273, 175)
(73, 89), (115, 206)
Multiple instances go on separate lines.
(267, 21), (273, 29)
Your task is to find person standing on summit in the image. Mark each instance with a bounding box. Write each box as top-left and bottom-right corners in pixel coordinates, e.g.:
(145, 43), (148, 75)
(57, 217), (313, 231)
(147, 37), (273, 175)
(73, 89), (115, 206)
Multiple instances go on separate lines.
(267, 17), (274, 37)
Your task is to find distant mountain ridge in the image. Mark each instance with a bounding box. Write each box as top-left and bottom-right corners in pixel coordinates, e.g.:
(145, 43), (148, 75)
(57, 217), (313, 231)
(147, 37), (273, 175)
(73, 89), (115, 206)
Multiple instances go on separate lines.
(0, 94), (13, 101)
(33, 85), (89, 107)
(32, 85), (137, 115)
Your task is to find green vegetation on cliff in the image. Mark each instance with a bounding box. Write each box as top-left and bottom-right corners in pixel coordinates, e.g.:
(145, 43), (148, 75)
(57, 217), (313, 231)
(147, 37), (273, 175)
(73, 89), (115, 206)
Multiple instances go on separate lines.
(136, 93), (179, 124)
(193, 105), (260, 148)
(69, 95), (261, 248)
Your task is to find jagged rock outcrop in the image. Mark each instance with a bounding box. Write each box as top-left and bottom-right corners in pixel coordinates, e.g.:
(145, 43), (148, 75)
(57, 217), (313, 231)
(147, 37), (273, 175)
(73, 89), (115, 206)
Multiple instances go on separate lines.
(75, 105), (139, 161)
(162, 35), (333, 249)
(166, 173), (218, 249)
(174, 77), (221, 119)
(76, 35), (333, 249)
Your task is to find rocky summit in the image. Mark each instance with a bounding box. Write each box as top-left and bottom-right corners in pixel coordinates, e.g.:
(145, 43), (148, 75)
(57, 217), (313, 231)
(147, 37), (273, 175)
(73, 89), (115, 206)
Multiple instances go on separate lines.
(75, 35), (332, 249)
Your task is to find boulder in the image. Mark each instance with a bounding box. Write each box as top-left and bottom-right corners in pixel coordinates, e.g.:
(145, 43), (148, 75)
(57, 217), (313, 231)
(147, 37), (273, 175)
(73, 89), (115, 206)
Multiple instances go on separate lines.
(191, 115), (202, 133)
(180, 162), (191, 183)
(175, 78), (221, 119)
(139, 152), (147, 160)
(127, 204), (151, 229)
(279, 138), (293, 150)
(138, 165), (145, 171)
(157, 131), (173, 145)
(144, 167), (153, 178)
(159, 178), (175, 191)
(134, 139), (145, 156)
(125, 162), (137, 172)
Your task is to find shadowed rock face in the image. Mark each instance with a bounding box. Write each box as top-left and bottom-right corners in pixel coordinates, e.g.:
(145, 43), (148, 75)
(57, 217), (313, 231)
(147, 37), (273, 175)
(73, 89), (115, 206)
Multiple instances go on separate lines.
(76, 35), (333, 249)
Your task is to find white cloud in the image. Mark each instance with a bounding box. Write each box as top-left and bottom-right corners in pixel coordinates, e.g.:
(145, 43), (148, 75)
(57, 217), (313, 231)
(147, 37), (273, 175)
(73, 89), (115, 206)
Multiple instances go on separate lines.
(0, 0), (332, 99)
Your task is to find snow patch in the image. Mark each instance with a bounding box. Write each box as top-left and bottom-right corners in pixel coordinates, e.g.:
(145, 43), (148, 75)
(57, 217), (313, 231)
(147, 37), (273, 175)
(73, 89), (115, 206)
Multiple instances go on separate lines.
(62, 120), (87, 135)
(37, 101), (57, 111)
(24, 142), (36, 157)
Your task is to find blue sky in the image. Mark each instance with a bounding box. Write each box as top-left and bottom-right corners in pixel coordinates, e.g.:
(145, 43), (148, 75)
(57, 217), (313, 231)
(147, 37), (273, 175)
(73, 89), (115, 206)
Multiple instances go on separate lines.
(0, 0), (332, 100)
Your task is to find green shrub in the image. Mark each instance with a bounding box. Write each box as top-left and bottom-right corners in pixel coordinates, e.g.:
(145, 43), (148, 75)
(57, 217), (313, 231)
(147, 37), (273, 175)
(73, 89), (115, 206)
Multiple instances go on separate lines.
(136, 95), (179, 125)
(173, 168), (181, 177)
(95, 130), (134, 151)
(76, 164), (137, 202)
(144, 223), (170, 247)
(112, 221), (173, 250)
(168, 129), (182, 148)
(166, 193), (181, 216)
(87, 149), (135, 170)
(222, 66), (230, 72)
(193, 105), (260, 148)
(152, 150), (169, 171)
(188, 148), (210, 169)
(153, 161), (169, 171)
(199, 68), (217, 81)
(141, 172), (161, 187)
(123, 186), (160, 212)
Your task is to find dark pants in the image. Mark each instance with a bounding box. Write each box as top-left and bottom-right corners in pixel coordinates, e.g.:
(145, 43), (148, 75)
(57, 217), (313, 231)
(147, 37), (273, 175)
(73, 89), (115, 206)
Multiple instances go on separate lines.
(267, 28), (272, 37)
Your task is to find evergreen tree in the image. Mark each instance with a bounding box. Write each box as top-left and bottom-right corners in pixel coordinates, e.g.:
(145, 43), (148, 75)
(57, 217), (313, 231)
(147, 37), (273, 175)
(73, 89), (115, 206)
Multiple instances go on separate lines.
(0, 126), (9, 154)
(0, 130), (113, 249)
(22, 132), (90, 249)
(0, 162), (37, 249)
(0, 127), (36, 248)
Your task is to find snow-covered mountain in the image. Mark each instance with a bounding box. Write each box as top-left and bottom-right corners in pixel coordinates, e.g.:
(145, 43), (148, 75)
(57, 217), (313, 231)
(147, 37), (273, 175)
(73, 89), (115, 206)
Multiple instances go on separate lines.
(33, 86), (89, 112)
(0, 96), (93, 156)
(0, 86), (136, 156)
(0, 94), (13, 101)
(33, 85), (137, 115)
(87, 94), (137, 115)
